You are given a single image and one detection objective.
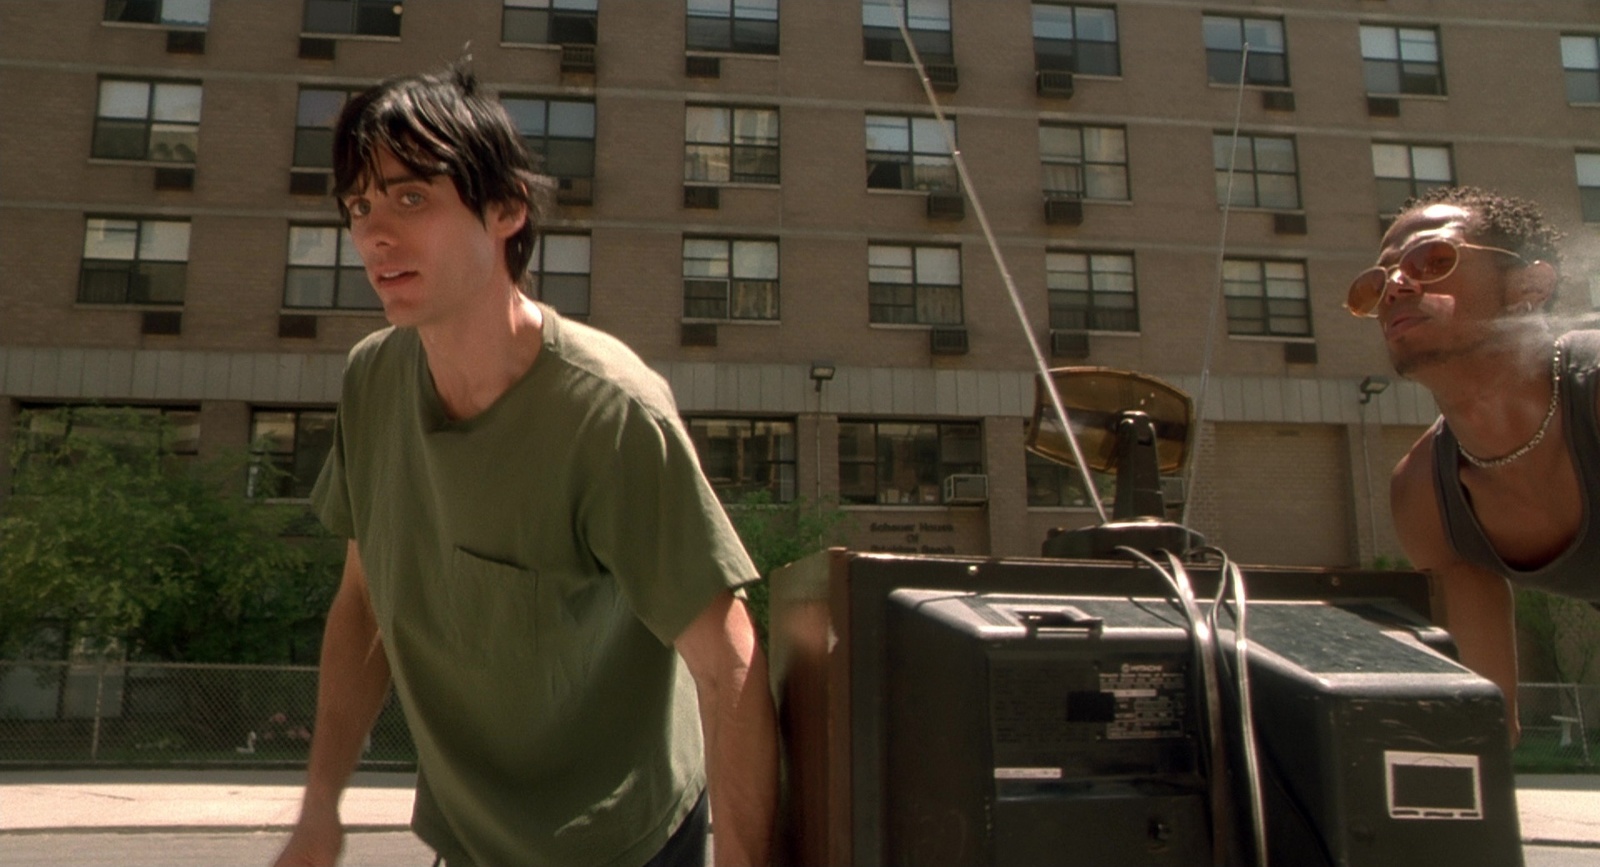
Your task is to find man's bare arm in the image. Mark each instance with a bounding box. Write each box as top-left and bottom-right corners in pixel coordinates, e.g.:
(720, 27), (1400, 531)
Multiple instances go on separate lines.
(1391, 444), (1521, 744)
(274, 541), (393, 867)
(675, 590), (779, 867)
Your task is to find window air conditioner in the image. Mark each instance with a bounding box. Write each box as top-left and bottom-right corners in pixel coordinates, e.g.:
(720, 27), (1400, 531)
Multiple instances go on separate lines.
(943, 473), (989, 505)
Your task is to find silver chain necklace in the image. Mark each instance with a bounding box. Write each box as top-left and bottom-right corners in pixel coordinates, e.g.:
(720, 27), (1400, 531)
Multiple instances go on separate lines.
(1459, 344), (1562, 470)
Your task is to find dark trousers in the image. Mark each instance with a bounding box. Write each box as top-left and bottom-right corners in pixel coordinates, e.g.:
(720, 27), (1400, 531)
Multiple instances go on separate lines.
(431, 790), (709, 867)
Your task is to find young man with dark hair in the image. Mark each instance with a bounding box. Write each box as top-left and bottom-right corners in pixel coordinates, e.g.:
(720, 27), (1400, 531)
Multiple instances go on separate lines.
(273, 65), (777, 867)
(1349, 185), (1584, 743)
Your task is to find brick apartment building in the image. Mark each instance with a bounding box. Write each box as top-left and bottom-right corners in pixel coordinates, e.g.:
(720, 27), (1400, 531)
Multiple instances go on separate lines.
(0, 0), (1596, 567)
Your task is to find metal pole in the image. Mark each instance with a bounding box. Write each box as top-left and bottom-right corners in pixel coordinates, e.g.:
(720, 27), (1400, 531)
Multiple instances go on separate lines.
(1358, 402), (1381, 564)
(89, 655), (105, 761)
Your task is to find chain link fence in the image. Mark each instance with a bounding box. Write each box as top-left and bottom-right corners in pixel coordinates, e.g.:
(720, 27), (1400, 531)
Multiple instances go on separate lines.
(1516, 682), (1600, 772)
(0, 660), (414, 767)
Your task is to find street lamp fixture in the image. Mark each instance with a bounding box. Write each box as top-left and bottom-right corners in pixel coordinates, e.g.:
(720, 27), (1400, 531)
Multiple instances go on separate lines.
(810, 361), (836, 393)
(1359, 376), (1390, 404)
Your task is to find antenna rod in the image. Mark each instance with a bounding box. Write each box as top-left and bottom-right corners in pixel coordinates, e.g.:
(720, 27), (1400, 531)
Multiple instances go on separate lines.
(886, 0), (1108, 522)
(1181, 42), (1252, 527)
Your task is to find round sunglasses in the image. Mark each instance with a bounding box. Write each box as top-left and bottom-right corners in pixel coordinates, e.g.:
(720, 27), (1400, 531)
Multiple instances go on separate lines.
(1346, 237), (1525, 318)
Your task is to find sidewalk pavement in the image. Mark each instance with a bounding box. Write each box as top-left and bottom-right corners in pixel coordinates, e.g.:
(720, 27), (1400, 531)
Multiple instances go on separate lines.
(1, 769), (1599, 846)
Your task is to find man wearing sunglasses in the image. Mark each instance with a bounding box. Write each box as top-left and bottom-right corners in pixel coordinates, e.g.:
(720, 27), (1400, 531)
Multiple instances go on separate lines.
(1352, 186), (1577, 743)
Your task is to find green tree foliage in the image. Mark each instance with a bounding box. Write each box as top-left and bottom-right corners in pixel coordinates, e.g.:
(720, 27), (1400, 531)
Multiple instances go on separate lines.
(726, 491), (850, 640)
(0, 407), (339, 663)
(1516, 587), (1600, 684)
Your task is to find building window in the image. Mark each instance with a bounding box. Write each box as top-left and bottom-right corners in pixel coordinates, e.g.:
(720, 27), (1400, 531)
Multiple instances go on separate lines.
(502, 96), (596, 182)
(529, 233), (591, 319)
(866, 114), (956, 192)
(248, 409), (336, 499)
(284, 225), (379, 310)
(79, 218), (189, 305)
(1215, 133), (1300, 210)
(868, 244), (961, 326)
(685, 105), (780, 185)
(1047, 251), (1137, 332)
(502, 0), (597, 45)
(303, 0), (402, 36)
(1203, 15), (1287, 86)
(104, 0), (210, 26)
(1562, 35), (1600, 104)
(294, 88), (358, 171)
(862, 0), (951, 64)
(687, 0), (778, 54)
(1032, 3), (1118, 75)
(1360, 25), (1444, 96)
(1371, 142), (1453, 217)
(683, 238), (779, 321)
(16, 404), (200, 472)
(838, 420), (982, 506)
(92, 79), (202, 163)
(1577, 153), (1600, 223)
(1040, 123), (1128, 200)
(686, 417), (796, 503)
(1223, 259), (1310, 337)
(1026, 451), (1113, 507)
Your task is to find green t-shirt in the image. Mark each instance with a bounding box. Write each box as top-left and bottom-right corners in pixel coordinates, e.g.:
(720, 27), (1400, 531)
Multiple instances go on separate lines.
(312, 308), (757, 867)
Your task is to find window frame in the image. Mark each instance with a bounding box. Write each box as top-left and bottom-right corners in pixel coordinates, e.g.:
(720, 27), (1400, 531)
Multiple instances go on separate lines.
(91, 77), (203, 164)
(1215, 132), (1301, 211)
(1222, 258), (1312, 338)
(1031, 3), (1120, 76)
(862, 0), (952, 64)
(1026, 450), (1115, 508)
(501, 0), (598, 46)
(1046, 250), (1138, 333)
(1562, 34), (1600, 104)
(283, 224), (380, 311)
(1203, 14), (1288, 87)
(1577, 152), (1600, 223)
(247, 407), (337, 500)
(528, 232), (593, 319)
(1360, 24), (1445, 96)
(1039, 122), (1129, 201)
(867, 243), (963, 327)
(837, 419), (983, 506)
(501, 95), (597, 182)
(301, 0), (403, 37)
(683, 236), (780, 322)
(103, 0), (211, 27)
(866, 113), (957, 193)
(78, 216), (191, 306)
(1371, 141), (1455, 217)
(686, 0), (779, 55)
(685, 416), (798, 503)
(684, 104), (781, 186)
(293, 87), (360, 171)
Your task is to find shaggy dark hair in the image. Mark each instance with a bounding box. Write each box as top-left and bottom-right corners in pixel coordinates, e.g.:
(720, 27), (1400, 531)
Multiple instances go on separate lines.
(1404, 185), (1565, 273)
(332, 62), (552, 280)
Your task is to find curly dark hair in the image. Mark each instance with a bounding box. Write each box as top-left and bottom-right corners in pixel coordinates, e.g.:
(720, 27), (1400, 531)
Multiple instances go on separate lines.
(1404, 185), (1565, 272)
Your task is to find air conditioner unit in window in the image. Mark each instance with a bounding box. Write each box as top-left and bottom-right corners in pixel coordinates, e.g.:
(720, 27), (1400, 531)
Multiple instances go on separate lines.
(942, 473), (988, 505)
(561, 44), (597, 74)
(1044, 196), (1083, 226)
(924, 63), (959, 93)
(681, 322), (718, 347)
(1049, 329), (1090, 359)
(557, 176), (594, 206)
(1036, 69), (1075, 98)
(684, 185), (721, 209)
(141, 311), (182, 335)
(1273, 212), (1308, 235)
(926, 190), (964, 221)
(289, 171), (329, 196)
(929, 327), (969, 355)
(1367, 96), (1401, 117)
(1284, 342), (1318, 365)
(298, 37), (336, 61)
(166, 30), (205, 55)
(686, 55), (721, 78)
(1260, 90), (1295, 112)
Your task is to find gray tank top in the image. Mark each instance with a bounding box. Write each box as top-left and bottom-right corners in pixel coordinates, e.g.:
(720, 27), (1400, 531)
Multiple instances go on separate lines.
(1431, 330), (1600, 601)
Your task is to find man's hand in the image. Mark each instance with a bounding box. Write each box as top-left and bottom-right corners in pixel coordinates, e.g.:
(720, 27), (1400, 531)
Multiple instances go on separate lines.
(272, 801), (344, 867)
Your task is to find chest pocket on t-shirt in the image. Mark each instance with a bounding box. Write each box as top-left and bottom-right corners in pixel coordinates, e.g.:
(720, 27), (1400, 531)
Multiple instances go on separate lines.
(447, 547), (540, 661)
